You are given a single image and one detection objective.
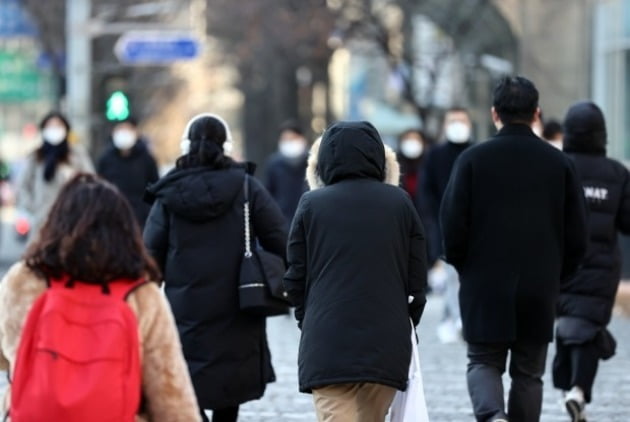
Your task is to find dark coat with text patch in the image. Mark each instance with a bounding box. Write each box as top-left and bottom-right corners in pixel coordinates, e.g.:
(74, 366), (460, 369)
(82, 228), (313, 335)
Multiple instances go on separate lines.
(440, 124), (588, 344)
(557, 103), (630, 327)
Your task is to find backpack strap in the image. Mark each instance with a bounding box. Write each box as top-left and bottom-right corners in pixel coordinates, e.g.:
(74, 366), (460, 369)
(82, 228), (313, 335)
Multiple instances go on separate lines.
(47, 276), (148, 301)
(108, 279), (150, 301)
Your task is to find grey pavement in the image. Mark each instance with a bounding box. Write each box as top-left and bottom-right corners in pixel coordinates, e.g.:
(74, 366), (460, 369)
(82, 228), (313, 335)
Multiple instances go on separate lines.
(236, 296), (630, 421)
(0, 223), (628, 421)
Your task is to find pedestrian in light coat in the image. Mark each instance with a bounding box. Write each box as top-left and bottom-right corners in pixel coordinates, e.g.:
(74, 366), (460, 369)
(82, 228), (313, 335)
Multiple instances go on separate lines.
(17, 112), (93, 236)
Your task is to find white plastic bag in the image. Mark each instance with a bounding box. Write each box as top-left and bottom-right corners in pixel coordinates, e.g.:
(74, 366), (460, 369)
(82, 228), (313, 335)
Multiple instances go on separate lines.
(390, 321), (430, 422)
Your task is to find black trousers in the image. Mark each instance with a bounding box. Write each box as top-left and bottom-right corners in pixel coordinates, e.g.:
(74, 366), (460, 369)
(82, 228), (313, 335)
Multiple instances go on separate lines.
(200, 406), (239, 422)
(467, 341), (548, 422)
(552, 340), (599, 403)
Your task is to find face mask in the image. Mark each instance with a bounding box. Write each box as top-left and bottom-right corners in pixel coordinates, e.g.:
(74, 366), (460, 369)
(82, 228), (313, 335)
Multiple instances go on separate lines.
(112, 130), (137, 150)
(549, 140), (563, 150)
(279, 140), (306, 159)
(42, 127), (67, 145)
(400, 139), (423, 159)
(445, 122), (471, 144)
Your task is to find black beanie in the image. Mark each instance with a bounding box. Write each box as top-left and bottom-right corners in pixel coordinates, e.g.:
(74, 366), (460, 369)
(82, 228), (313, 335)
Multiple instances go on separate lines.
(563, 101), (607, 155)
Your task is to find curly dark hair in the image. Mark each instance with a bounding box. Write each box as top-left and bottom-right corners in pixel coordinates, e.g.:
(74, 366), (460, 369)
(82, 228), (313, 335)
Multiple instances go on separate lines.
(24, 173), (161, 286)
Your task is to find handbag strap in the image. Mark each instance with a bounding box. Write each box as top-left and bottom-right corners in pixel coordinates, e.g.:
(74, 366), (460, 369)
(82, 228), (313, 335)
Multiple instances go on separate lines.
(243, 175), (253, 258)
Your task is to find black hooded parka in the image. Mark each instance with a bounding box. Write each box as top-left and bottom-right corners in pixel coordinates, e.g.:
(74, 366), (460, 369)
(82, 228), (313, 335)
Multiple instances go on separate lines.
(284, 121), (428, 393)
(143, 160), (287, 409)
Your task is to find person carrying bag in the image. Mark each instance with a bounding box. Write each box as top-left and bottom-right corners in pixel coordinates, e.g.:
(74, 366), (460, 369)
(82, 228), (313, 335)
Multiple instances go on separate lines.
(390, 318), (430, 422)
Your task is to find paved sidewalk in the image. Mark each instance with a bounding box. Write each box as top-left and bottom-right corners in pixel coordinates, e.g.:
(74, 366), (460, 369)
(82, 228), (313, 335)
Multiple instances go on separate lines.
(236, 296), (630, 421)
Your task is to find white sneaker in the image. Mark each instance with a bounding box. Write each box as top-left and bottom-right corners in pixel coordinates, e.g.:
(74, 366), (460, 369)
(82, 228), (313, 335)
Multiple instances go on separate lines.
(564, 386), (587, 422)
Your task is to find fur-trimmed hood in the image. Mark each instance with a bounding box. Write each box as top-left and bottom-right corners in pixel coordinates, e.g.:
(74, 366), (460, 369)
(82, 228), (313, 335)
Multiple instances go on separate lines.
(306, 121), (400, 190)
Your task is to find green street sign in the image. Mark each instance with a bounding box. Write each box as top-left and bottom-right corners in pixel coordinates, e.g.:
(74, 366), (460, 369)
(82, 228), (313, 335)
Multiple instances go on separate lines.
(0, 51), (42, 102)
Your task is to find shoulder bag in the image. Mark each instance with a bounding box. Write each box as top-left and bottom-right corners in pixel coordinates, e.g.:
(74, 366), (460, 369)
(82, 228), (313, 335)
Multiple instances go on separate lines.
(238, 175), (290, 316)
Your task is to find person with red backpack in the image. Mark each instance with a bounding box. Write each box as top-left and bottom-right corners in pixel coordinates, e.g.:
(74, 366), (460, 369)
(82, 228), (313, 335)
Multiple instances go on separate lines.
(0, 173), (200, 422)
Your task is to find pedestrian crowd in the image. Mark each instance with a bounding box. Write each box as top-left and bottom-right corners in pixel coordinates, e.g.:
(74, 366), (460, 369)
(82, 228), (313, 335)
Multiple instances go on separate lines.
(0, 75), (627, 422)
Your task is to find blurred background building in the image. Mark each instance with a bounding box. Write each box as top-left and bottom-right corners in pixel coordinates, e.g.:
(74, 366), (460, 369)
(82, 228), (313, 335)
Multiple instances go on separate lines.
(0, 0), (628, 272)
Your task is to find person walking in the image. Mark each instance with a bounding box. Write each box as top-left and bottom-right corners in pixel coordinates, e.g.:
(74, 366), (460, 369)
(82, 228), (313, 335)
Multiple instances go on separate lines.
(396, 128), (430, 211)
(440, 76), (588, 422)
(17, 111), (93, 235)
(98, 117), (159, 228)
(265, 122), (309, 226)
(284, 121), (428, 422)
(552, 102), (630, 422)
(143, 114), (287, 422)
(419, 107), (474, 343)
(0, 174), (200, 421)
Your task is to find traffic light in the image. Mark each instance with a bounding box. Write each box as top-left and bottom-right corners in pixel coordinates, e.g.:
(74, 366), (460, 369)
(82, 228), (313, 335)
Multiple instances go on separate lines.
(105, 90), (130, 121)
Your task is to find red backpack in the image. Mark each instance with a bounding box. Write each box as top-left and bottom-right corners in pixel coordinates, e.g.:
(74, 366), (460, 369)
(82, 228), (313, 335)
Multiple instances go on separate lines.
(10, 277), (146, 422)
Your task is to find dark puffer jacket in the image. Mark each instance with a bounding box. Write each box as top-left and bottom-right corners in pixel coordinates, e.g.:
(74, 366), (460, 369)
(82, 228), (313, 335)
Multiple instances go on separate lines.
(557, 102), (630, 326)
(143, 161), (287, 409)
(265, 153), (308, 226)
(98, 139), (159, 227)
(284, 121), (428, 393)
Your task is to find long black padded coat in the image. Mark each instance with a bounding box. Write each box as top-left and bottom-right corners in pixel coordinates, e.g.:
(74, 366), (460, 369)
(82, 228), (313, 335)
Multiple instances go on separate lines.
(143, 161), (287, 409)
(557, 102), (630, 327)
(440, 124), (588, 344)
(284, 121), (428, 393)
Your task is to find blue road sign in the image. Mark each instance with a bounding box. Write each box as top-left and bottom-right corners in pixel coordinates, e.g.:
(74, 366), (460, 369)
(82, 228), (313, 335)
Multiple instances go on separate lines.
(114, 32), (200, 64)
(0, 0), (37, 37)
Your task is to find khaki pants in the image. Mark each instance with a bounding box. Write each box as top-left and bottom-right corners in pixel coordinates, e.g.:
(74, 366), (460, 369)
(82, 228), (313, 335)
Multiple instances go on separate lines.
(313, 383), (397, 422)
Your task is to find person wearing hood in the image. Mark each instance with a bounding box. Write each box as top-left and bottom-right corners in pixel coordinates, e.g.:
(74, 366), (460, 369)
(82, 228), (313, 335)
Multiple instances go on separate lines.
(143, 114), (287, 422)
(98, 117), (159, 228)
(552, 102), (630, 422)
(284, 121), (428, 421)
(264, 121), (309, 226)
(418, 107), (474, 343)
(397, 128), (430, 210)
(17, 111), (94, 236)
(440, 77), (587, 422)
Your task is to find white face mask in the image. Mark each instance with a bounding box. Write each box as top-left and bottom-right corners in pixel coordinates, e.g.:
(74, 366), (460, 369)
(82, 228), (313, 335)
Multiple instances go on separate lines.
(400, 139), (424, 159)
(42, 127), (67, 145)
(112, 129), (137, 150)
(445, 122), (471, 144)
(279, 139), (306, 159)
(549, 140), (563, 150)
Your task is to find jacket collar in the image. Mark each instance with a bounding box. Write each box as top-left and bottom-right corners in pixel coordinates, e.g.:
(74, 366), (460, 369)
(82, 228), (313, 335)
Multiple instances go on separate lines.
(495, 123), (536, 138)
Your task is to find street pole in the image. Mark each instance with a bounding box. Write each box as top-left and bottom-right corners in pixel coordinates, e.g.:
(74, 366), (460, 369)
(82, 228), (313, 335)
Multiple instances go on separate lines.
(66, 0), (92, 148)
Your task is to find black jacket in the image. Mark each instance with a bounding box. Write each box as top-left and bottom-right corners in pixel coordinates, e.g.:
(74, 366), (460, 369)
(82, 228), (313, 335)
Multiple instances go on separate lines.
(419, 141), (472, 265)
(557, 127), (630, 326)
(143, 161), (287, 409)
(98, 140), (159, 227)
(284, 121), (428, 393)
(440, 124), (588, 343)
(265, 153), (308, 225)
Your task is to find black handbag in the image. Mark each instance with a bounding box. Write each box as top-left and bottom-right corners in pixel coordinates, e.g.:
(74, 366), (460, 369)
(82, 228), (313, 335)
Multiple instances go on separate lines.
(238, 175), (291, 316)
